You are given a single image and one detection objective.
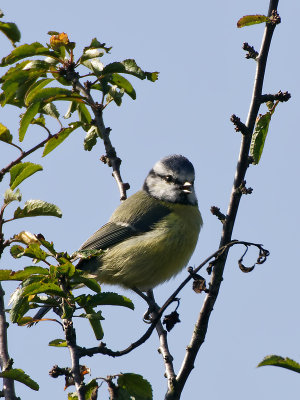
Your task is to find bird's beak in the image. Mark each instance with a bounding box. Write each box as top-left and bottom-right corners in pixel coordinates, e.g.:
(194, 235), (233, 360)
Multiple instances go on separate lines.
(181, 181), (193, 193)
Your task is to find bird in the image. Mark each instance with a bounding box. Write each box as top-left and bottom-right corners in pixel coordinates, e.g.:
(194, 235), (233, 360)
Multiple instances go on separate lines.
(77, 154), (203, 291)
(29, 155), (202, 323)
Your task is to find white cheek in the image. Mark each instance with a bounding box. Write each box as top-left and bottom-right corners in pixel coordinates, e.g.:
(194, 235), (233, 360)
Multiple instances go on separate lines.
(147, 175), (170, 198)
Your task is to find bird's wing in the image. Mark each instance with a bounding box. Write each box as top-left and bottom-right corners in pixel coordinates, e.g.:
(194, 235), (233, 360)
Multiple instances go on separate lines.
(78, 201), (171, 251)
(79, 222), (138, 250)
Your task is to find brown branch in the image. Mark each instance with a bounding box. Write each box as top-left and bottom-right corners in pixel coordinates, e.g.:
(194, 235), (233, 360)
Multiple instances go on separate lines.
(0, 284), (17, 400)
(64, 319), (85, 400)
(74, 80), (129, 201)
(0, 134), (54, 182)
(164, 1), (283, 398)
(260, 90), (291, 103)
(79, 318), (158, 358)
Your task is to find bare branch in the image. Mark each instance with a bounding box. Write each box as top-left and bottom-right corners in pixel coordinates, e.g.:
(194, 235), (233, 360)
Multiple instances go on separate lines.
(260, 90), (291, 103)
(0, 284), (17, 400)
(164, 1), (283, 398)
(242, 42), (259, 60)
(230, 114), (250, 135)
(74, 80), (129, 201)
(64, 319), (85, 400)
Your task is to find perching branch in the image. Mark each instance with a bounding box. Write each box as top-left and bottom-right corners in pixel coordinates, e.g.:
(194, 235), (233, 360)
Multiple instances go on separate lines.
(164, 1), (286, 399)
(77, 240), (267, 362)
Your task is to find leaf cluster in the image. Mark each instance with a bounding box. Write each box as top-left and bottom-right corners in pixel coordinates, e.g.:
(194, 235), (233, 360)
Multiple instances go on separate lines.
(0, 31), (158, 154)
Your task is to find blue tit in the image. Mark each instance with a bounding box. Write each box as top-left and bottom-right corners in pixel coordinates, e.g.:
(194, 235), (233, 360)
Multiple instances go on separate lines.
(77, 154), (203, 291)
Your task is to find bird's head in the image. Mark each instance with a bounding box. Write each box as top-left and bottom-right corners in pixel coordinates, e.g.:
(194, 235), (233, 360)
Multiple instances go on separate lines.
(143, 154), (198, 206)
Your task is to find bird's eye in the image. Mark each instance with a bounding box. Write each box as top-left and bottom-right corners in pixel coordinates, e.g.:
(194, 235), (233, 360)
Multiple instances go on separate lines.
(164, 175), (173, 183)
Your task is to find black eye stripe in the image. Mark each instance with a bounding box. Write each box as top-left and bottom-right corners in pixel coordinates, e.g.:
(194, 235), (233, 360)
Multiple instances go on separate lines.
(157, 173), (180, 185)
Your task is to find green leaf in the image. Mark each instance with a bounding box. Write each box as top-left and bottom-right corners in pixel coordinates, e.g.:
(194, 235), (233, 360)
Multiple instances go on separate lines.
(4, 188), (22, 205)
(13, 199), (62, 219)
(31, 115), (46, 128)
(83, 38), (112, 53)
(23, 282), (66, 298)
(78, 310), (104, 321)
(30, 294), (60, 307)
(76, 292), (134, 310)
(10, 288), (30, 323)
(42, 102), (60, 119)
(102, 59), (159, 82)
(10, 245), (24, 259)
(12, 243), (48, 261)
(19, 102), (41, 141)
(1, 60), (33, 82)
(84, 379), (98, 400)
(56, 262), (75, 277)
(109, 74), (136, 100)
(82, 306), (104, 340)
(64, 101), (77, 119)
(116, 387), (132, 400)
(77, 103), (92, 124)
(145, 71), (159, 82)
(43, 122), (82, 156)
(49, 339), (67, 347)
(237, 15), (270, 28)
(71, 274), (101, 293)
(257, 355), (300, 373)
(25, 78), (54, 106)
(117, 373), (152, 400)
(38, 237), (57, 255)
(1, 42), (58, 66)
(10, 162), (43, 190)
(250, 112), (271, 164)
(0, 266), (48, 281)
(79, 48), (105, 63)
(1, 81), (18, 106)
(0, 21), (21, 46)
(0, 64), (47, 107)
(1, 61), (50, 106)
(82, 58), (104, 76)
(25, 87), (82, 106)
(0, 122), (12, 143)
(0, 368), (39, 391)
(83, 125), (98, 151)
(106, 85), (124, 106)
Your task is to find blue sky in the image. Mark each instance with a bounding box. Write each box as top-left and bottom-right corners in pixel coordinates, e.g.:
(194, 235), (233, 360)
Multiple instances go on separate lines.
(0, 1), (299, 399)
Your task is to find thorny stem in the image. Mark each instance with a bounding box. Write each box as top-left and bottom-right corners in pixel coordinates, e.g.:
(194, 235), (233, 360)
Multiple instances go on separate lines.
(164, 1), (283, 399)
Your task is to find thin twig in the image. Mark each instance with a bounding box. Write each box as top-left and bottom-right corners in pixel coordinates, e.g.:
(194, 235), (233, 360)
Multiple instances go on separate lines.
(0, 134), (54, 182)
(74, 80), (129, 200)
(147, 290), (177, 393)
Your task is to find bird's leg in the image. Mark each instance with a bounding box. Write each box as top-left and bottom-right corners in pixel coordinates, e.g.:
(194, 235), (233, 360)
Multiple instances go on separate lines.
(132, 288), (160, 323)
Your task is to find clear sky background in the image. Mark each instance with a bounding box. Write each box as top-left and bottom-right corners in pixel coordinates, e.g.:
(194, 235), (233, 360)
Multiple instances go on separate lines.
(0, 1), (299, 399)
